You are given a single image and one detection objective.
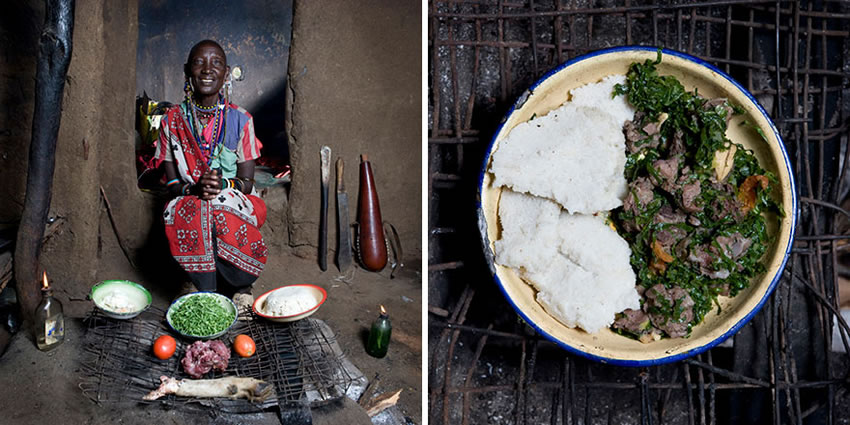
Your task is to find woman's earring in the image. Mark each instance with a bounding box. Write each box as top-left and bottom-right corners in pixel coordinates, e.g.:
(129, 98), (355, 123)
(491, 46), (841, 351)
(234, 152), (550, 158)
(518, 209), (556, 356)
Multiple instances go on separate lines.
(184, 78), (194, 99)
(222, 74), (233, 100)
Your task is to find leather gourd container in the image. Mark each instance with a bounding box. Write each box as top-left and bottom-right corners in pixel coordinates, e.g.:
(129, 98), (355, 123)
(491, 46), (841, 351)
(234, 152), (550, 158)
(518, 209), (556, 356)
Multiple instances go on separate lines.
(357, 155), (388, 271)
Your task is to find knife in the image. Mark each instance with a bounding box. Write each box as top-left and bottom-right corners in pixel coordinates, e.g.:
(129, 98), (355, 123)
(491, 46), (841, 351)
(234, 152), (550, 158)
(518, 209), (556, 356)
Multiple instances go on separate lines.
(336, 158), (353, 272)
(319, 146), (331, 271)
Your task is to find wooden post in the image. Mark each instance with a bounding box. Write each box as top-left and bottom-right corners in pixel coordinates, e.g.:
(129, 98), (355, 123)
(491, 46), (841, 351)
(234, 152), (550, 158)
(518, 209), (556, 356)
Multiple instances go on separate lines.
(14, 0), (75, 323)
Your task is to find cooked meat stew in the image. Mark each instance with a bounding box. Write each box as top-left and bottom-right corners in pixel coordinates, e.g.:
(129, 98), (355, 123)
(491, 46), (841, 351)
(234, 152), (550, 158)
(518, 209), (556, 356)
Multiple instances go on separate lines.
(610, 51), (783, 341)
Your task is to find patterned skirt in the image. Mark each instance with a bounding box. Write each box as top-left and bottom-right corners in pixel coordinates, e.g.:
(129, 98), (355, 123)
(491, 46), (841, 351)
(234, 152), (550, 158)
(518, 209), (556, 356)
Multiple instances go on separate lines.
(164, 188), (267, 291)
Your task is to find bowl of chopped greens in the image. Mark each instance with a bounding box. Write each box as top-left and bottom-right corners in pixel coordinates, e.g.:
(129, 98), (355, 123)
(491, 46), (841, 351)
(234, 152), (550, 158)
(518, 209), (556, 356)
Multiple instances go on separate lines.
(478, 46), (796, 365)
(166, 292), (238, 339)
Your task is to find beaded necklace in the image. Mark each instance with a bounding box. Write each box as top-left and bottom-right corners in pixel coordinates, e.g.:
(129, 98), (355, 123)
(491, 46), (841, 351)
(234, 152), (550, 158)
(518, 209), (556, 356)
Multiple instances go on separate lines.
(186, 95), (227, 165)
(190, 96), (218, 114)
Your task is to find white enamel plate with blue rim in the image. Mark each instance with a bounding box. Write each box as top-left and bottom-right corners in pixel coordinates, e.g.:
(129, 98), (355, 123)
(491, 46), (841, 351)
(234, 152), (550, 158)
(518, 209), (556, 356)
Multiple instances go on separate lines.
(477, 47), (797, 366)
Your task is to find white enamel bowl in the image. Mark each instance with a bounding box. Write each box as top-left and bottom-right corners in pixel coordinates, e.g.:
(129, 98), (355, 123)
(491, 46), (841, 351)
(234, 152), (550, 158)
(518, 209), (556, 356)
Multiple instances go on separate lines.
(253, 284), (327, 323)
(477, 46), (796, 366)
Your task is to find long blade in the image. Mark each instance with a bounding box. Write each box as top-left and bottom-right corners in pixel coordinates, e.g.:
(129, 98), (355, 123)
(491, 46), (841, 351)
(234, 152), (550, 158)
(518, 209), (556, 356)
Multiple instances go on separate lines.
(336, 157), (353, 272)
(319, 146), (331, 271)
(337, 192), (353, 272)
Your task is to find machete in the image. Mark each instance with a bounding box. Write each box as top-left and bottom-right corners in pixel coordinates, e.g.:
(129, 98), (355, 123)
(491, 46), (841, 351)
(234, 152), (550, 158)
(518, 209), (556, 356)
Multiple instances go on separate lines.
(319, 146), (331, 271)
(336, 158), (353, 272)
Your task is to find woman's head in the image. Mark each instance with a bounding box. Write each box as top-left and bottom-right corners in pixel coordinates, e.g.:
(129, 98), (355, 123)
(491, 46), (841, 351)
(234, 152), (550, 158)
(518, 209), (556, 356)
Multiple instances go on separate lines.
(185, 40), (229, 105)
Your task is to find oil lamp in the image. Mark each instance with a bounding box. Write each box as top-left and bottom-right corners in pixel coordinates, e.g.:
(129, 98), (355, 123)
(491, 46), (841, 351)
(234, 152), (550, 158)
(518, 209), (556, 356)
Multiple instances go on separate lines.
(35, 271), (64, 351)
(366, 305), (391, 358)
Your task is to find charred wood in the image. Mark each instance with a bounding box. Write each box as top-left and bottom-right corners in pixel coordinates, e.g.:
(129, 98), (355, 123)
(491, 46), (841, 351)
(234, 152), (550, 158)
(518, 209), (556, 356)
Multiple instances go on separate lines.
(13, 0), (75, 322)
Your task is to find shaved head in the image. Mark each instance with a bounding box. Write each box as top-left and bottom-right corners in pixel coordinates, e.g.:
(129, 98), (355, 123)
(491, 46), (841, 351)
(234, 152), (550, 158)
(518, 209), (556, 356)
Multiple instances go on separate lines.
(185, 40), (229, 106)
(187, 39), (226, 66)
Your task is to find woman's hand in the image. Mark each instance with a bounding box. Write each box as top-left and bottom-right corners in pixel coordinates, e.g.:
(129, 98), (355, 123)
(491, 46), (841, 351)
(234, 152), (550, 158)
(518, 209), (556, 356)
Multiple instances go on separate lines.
(197, 169), (222, 200)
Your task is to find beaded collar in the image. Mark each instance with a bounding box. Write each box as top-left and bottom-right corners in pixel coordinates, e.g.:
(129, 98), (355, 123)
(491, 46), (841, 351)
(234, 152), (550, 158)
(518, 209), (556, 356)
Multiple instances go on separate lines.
(184, 96), (227, 165)
(190, 96), (220, 114)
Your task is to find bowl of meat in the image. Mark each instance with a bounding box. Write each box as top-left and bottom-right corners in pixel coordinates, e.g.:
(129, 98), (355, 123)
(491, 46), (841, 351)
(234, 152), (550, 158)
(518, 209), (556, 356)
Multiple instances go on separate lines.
(167, 292), (238, 339)
(478, 46), (796, 365)
(253, 284), (327, 323)
(90, 280), (152, 319)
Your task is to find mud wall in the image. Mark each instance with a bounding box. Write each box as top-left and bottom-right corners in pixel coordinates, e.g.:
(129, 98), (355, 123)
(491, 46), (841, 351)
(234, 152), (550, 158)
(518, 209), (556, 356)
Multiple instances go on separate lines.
(0, 1), (153, 311)
(286, 0), (422, 264)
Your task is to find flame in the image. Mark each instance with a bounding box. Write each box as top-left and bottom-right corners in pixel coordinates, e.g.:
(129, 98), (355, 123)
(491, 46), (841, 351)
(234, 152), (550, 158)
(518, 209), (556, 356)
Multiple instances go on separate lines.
(42, 272), (48, 289)
(380, 305), (386, 315)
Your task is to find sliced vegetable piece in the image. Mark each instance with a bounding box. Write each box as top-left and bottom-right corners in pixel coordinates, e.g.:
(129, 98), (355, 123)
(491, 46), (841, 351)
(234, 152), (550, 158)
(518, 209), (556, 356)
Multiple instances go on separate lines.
(737, 175), (770, 213)
(652, 239), (674, 263)
(713, 144), (737, 181)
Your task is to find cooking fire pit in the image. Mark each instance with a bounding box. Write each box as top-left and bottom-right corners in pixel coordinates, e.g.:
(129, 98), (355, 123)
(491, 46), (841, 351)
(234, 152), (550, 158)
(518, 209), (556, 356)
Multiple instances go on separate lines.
(79, 305), (360, 414)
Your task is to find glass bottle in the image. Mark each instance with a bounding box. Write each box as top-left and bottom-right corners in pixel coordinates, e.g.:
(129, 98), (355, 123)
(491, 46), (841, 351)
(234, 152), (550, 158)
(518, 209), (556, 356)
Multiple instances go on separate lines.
(35, 278), (64, 351)
(366, 305), (391, 358)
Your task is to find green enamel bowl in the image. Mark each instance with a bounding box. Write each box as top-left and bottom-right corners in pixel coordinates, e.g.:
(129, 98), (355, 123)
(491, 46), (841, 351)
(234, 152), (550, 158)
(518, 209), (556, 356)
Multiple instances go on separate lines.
(90, 280), (152, 319)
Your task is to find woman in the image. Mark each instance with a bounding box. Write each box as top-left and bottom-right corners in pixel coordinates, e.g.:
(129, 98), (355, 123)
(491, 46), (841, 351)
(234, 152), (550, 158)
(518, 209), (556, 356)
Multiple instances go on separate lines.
(154, 40), (267, 301)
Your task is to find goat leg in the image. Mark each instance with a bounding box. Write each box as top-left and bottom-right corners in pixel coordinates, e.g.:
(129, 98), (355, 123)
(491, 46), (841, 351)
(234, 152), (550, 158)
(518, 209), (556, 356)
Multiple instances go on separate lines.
(143, 375), (274, 402)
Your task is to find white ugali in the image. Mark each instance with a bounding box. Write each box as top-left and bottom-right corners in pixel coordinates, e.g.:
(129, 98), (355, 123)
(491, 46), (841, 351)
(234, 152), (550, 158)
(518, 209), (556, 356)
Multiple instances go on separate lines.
(489, 75), (634, 214)
(494, 191), (639, 333)
(569, 75), (636, 126)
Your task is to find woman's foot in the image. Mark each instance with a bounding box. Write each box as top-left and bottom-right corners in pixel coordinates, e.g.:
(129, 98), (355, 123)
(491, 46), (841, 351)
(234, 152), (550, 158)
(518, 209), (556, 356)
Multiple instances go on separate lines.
(174, 281), (199, 301)
(232, 291), (255, 313)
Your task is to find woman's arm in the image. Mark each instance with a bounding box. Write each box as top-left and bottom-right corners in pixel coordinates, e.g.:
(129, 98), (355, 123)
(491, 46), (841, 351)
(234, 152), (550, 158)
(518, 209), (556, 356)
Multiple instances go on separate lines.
(235, 160), (256, 194)
(163, 160), (186, 197)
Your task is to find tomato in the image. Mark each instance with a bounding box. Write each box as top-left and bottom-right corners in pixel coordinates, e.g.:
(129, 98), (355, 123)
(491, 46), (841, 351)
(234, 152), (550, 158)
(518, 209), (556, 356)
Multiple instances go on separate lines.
(153, 335), (177, 360)
(233, 334), (256, 357)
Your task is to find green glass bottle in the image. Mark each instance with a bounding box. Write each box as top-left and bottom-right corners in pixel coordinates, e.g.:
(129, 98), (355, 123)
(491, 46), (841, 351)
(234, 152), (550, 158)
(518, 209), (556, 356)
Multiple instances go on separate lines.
(366, 305), (391, 358)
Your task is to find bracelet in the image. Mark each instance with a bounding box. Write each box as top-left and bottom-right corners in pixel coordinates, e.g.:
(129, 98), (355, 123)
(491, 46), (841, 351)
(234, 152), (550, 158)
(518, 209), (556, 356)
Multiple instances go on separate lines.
(182, 183), (191, 195)
(166, 178), (180, 187)
(224, 178), (243, 192)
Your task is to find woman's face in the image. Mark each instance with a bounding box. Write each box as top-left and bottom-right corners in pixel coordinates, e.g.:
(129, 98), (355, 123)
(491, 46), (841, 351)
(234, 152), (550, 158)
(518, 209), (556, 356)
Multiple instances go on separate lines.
(187, 43), (228, 100)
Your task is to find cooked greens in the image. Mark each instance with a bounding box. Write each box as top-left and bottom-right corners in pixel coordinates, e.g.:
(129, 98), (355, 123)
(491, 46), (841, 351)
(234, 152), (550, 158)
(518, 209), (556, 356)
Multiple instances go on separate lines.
(610, 50), (782, 341)
(171, 295), (235, 337)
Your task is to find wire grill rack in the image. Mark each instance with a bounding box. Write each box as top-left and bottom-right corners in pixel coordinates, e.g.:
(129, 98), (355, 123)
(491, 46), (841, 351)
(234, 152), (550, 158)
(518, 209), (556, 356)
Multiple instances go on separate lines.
(428, 1), (850, 423)
(79, 306), (353, 413)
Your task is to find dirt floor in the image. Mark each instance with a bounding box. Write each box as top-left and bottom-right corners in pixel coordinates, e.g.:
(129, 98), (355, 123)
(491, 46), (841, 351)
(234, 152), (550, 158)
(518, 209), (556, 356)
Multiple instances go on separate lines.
(0, 241), (422, 424)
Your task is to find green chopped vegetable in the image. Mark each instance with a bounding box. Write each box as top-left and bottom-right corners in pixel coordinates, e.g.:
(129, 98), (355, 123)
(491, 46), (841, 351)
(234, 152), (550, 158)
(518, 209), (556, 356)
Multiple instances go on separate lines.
(171, 295), (235, 336)
(614, 49), (740, 175)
